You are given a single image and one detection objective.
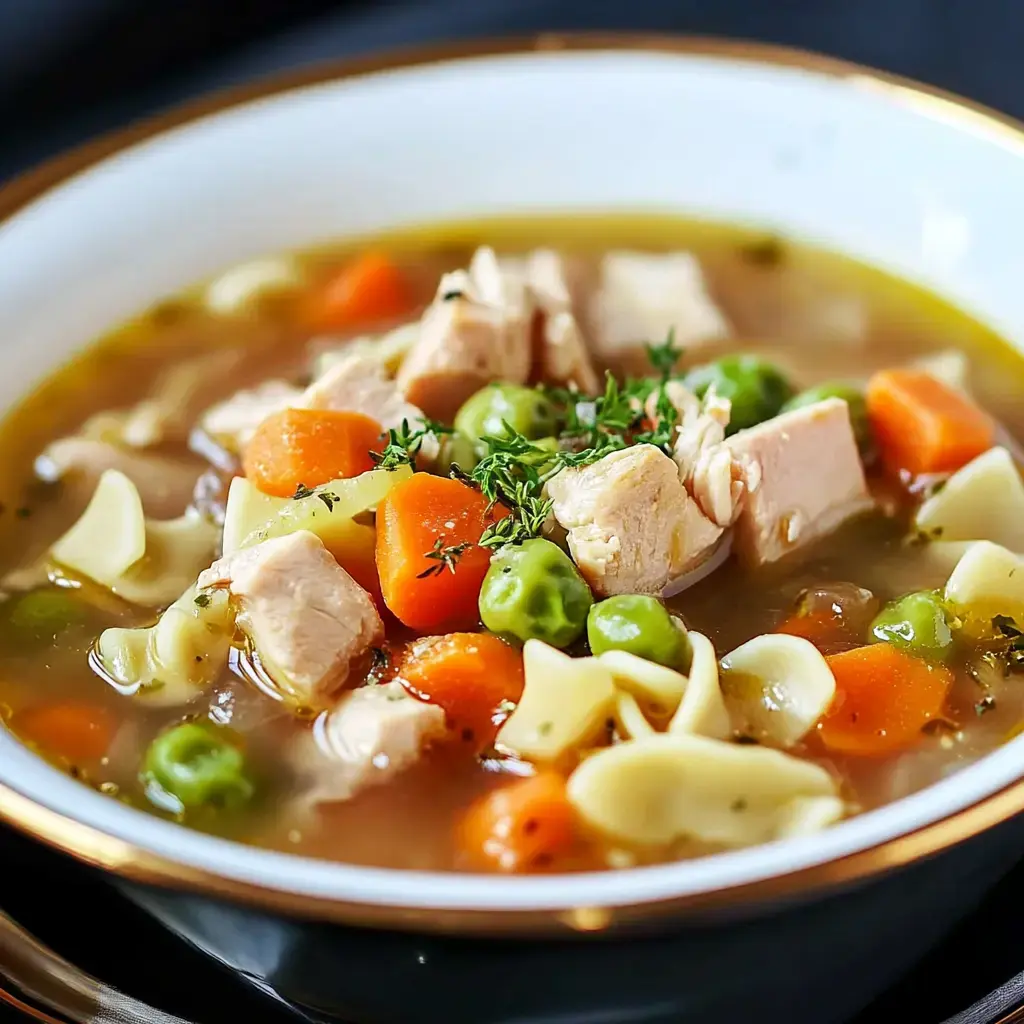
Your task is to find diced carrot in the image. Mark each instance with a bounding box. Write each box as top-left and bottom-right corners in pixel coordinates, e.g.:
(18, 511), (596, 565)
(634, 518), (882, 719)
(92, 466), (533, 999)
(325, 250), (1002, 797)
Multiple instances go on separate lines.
(456, 771), (576, 873)
(242, 408), (382, 497)
(302, 251), (413, 332)
(375, 474), (508, 632)
(15, 700), (116, 763)
(865, 368), (994, 477)
(398, 632), (524, 750)
(817, 644), (953, 757)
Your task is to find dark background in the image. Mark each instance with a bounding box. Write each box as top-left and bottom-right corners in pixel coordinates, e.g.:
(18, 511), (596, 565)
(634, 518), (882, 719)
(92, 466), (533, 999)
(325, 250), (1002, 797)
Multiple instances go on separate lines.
(3, 1), (1024, 1021)
(3, 0), (1024, 181)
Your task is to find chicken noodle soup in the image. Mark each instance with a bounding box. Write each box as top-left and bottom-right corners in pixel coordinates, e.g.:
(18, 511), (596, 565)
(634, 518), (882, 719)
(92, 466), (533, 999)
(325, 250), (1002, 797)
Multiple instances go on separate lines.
(2, 214), (1024, 873)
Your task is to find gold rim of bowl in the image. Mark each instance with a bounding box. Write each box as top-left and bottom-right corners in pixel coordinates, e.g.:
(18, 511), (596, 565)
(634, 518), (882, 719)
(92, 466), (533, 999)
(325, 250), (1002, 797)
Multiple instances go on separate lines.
(2, 34), (1024, 935)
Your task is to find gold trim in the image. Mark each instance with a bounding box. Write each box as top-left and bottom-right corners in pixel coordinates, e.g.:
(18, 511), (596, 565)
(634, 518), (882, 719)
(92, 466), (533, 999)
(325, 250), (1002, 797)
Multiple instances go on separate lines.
(0, 989), (68, 1024)
(3, 34), (1024, 933)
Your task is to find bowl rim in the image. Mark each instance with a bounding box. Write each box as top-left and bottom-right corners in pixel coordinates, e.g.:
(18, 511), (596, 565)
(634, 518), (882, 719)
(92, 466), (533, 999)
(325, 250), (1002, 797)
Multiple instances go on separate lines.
(4, 32), (1024, 935)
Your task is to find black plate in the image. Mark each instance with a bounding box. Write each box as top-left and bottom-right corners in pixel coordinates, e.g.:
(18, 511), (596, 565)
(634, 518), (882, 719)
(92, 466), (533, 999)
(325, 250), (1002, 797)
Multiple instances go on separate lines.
(1, 821), (1023, 1024)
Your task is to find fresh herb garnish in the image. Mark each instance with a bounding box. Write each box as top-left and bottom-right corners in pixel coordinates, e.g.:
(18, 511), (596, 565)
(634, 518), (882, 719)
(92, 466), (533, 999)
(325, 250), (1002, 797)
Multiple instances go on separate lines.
(194, 592), (212, 608)
(442, 289), (465, 301)
(292, 483), (314, 500)
(316, 490), (339, 512)
(634, 383), (680, 454)
(644, 328), (683, 381)
(470, 428), (563, 548)
(370, 418), (452, 471)
(417, 538), (472, 577)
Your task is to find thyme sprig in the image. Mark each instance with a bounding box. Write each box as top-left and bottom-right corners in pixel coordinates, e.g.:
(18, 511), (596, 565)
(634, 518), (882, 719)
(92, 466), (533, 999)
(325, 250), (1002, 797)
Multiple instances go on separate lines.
(644, 327), (683, 381)
(370, 418), (452, 471)
(417, 538), (472, 577)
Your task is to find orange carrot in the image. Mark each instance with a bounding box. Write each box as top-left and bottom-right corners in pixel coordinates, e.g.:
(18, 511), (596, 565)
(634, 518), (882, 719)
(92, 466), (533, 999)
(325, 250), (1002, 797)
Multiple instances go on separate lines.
(817, 644), (953, 757)
(242, 408), (382, 497)
(398, 632), (524, 750)
(15, 701), (116, 763)
(302, 251), (412, 332)
(375, 474), (508, 631)
(456, 771), (576, 873)
(865, 368), (994, 477)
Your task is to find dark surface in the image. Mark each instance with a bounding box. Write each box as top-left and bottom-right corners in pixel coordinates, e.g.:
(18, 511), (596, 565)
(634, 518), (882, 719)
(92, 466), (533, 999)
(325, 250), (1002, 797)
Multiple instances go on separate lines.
(2, 0), (1024, 1021)
(2, 0), (1024, 180)
(1, 820), (1024, 1023)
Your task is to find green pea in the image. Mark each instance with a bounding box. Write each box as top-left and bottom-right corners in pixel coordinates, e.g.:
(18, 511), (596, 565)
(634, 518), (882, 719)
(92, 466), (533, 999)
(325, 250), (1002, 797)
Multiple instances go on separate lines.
(435, 431), (481, 475)
(782, 381), (871, 453)
(869, 590), (954, 663)
(683, 356), (793, 434)
(454, 384), (557, 443)
(142, 722), (254, 812)
(478, 537), (593, 648)
(587, 595), (691, 669)
(2, 588), (88, 649)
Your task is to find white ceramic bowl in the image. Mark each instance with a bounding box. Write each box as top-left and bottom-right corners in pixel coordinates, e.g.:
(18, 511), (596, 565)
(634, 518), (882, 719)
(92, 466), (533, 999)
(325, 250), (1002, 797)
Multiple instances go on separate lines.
(2, 37), (1024, 936)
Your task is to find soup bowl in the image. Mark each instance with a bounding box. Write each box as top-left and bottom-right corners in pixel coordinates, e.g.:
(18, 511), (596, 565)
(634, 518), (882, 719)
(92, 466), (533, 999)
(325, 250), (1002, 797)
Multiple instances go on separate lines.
(2, 35), (1024, 1024)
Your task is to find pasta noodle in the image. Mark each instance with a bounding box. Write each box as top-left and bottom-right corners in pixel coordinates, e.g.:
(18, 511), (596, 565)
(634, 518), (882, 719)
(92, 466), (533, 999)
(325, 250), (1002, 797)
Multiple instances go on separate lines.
(719, 633), (836, 747)
(915, 447), (1024, 551)
(50, 469), (218, 606)
(496, 640), (616, 762)
(567, 732), (841, 849)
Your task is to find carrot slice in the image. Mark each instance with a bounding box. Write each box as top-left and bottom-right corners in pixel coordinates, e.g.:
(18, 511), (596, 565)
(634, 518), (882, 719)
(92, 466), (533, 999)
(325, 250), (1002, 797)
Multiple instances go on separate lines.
(865, 368), (994, 477)
(818, 644), (953, 756)
(375, 474), (508, 632)
(302, 252), (412, 332)
(456, 771), (576, 873)
(15, 701), (116, 763)
(398, 632), (524, 750)
(242, 408), (382, 497)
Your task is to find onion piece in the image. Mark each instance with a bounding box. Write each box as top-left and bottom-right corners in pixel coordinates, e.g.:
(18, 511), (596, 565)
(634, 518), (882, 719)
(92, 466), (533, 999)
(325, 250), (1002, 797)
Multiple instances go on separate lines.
(662, 531), (733, 599)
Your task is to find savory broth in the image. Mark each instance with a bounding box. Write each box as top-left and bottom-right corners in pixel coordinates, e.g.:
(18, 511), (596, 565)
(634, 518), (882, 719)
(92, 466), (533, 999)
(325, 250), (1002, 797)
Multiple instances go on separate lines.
(1, 214), (1022, 873)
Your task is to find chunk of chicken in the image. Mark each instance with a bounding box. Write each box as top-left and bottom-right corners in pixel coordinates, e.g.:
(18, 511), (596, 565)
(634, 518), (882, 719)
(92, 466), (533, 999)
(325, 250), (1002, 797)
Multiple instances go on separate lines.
(643, 382), (746, 529)
(290, 681), (446, 804)
(522, 250), (600, 393)
(546, 444), (723, 596)
(199, 347), (436, 459)
(35, 438), (201, 520)
(396, 247), (533, 421)
(588, 252), (730, 372)
(726, 398), (872, 567)
(299, 350), (438, 461)
(199, 380), (302, 451)
(197, 531), (383, 707)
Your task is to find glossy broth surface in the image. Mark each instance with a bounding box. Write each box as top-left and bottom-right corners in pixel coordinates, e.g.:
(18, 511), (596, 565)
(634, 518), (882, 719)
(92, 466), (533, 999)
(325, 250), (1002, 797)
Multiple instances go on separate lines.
(1, 214), (1022, 872)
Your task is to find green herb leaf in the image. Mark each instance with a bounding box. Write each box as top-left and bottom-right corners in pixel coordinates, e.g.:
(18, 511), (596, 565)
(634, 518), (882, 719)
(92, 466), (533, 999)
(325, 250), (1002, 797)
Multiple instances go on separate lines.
(370, 418), (452, 472)
(645, 328), (683, 381)
(317, 490), (339, 512)
(417, 538), (473, 578)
